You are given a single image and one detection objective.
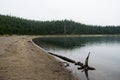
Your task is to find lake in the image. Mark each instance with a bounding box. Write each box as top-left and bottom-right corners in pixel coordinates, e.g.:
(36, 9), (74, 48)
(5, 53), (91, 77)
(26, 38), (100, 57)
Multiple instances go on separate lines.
(33, 35), (120, 80)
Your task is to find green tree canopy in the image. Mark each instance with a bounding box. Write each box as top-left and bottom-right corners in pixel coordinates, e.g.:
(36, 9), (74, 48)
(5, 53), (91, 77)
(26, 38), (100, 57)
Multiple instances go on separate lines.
(0, 14), (120, 35)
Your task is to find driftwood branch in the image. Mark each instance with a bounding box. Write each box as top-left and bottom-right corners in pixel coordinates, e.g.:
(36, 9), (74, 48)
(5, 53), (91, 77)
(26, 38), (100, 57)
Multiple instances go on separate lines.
(48, 52), (76, 63)
(48, 51), (95, 80)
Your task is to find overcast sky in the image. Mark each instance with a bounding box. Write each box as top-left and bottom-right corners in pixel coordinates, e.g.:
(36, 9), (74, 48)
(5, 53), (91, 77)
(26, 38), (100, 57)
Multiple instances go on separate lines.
(0, 0), (120, 26)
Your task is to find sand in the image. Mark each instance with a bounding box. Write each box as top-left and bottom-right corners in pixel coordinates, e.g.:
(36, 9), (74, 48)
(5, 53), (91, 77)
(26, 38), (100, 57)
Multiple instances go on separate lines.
(0, 36), (78, 80)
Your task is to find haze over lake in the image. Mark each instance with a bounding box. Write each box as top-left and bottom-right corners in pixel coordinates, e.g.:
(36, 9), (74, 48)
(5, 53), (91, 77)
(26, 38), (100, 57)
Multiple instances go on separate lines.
(33, 35), (120, 80)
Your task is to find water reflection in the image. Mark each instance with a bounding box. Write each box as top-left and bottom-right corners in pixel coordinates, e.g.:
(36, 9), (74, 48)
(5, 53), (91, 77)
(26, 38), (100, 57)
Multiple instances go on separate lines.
(33, 36), (120, 80)
(33, 36), (120, 49)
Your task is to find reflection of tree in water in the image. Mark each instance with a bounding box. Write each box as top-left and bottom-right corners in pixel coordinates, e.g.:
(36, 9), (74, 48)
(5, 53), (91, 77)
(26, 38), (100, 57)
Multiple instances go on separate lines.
(33, 37), (86, 49)
(33, 36), (120, 49)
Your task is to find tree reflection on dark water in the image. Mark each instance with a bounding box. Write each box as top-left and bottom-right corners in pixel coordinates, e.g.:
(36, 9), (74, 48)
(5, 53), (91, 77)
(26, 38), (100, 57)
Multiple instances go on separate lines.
(33, 36), (120, 49)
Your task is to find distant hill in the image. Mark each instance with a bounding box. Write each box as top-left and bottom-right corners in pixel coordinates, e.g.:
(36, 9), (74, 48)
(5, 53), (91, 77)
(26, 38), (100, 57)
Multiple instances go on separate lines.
(0, 14), (120, 35)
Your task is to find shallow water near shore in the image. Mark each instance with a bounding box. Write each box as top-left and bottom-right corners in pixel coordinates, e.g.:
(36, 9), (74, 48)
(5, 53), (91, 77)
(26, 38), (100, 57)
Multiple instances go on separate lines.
(33, 35), (120, 80)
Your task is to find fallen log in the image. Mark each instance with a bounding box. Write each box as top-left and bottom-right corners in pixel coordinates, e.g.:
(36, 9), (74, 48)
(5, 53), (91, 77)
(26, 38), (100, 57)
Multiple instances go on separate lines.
(48, 52), (95, 80)
(48, 52), (76, 63)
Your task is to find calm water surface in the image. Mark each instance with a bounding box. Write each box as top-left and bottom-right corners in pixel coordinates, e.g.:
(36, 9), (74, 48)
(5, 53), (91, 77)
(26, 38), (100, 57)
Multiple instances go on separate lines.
(33, 36), (120, 80)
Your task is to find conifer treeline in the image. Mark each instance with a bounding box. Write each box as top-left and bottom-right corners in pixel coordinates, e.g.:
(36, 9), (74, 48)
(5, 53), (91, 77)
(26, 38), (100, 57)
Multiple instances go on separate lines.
(0, 14), (120, 35)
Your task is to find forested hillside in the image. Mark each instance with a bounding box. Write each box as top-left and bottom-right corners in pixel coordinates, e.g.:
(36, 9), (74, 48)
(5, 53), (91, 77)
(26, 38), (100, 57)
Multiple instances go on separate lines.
(0, 14), (120, 35)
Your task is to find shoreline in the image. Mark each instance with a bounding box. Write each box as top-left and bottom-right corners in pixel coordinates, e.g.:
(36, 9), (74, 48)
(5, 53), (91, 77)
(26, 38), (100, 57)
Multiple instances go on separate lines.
(21, 34), (120, 39)
(0, 36), (78, 80)
(1, 34), (120, 39)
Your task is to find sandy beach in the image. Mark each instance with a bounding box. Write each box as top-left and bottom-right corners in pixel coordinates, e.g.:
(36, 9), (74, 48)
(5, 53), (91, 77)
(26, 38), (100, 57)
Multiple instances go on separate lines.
(0, 36), (77, 80)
